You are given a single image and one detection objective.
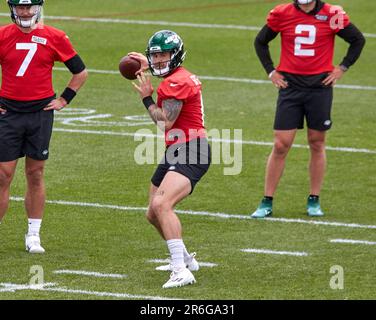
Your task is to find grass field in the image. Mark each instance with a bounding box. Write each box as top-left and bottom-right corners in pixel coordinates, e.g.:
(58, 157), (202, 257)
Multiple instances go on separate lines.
(0, 0), (375, 300)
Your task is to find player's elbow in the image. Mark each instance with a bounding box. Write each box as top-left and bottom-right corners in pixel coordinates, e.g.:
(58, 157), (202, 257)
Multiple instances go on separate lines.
(157, 121), (173, 132)
(73, 69), (89, 86)
(78, 68), (89, 81)
(164, 121), (174, 131)
(359, 34), (366, 49)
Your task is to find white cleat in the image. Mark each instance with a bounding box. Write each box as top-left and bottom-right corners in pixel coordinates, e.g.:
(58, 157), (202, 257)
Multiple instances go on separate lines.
(156, 252), (200, 272)
(25, 233), (45, 254)
(162, 268), (196, 289)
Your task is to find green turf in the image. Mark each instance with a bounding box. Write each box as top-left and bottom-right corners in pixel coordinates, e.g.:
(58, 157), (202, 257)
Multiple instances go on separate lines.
(0, 0), (375, 300)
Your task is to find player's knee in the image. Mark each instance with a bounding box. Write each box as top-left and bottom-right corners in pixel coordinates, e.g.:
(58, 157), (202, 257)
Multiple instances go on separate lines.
(150, 197), (171, 216)
(0, 170), (13, 188)
(25, 166), (44, 186)
(308, 138), (325, 153)
(146, 208), (157, 224)
(273, 140), (291, 157)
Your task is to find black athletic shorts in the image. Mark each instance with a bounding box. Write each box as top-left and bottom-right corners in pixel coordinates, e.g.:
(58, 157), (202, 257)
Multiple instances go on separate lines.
(274, 86), (333, 131)
(0, 109), (54, 162)
(151, 138), (211, 193)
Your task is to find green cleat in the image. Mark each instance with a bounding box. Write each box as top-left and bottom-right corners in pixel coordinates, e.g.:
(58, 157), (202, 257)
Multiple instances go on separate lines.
(251, 198), (273, 218)
(307, 196), (324, 217)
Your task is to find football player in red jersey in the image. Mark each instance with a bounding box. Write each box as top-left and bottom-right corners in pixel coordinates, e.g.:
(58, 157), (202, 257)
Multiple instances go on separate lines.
(251, 0), (365, 218)
(129, 30), (210, 289)
(0, 0), (88, 253)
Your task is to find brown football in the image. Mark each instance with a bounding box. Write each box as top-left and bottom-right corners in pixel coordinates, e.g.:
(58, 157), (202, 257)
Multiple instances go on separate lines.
(118, 56), (141, 80)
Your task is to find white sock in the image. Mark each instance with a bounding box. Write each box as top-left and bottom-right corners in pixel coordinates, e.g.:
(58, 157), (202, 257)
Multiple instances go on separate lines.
(182, 244), (191, 262)
(28, 218), (42, 235)
(167, 239), (185, 271)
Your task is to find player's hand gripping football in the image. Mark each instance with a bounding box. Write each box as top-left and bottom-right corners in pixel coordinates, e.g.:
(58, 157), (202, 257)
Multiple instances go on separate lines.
(270, 70), (288, 89)
(127, 52), (149, 76)
(132, 72), (154, 99)
(44, 97), (68, 111)
(322, 66), (345, 87)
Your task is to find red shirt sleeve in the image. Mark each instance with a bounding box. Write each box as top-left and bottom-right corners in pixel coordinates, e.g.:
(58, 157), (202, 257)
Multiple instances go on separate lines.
(158, 78), (200, 101)
(267, 7), (281, 32)
(53, 33), (77, 62)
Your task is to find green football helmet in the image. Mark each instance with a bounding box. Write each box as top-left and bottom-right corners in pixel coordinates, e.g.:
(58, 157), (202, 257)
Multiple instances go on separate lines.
(7, 0), (44, 28)
(145, 30), (186, 77)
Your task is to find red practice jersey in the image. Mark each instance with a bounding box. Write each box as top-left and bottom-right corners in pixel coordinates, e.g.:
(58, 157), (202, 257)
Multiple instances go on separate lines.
(0, 23), (77, 101)
(157, 67), (206, 146)
(267, 3), (350, 75)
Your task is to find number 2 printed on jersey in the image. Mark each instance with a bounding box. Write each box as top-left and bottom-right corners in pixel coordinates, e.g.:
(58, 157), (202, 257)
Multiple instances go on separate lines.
(294, 24), (316, 57)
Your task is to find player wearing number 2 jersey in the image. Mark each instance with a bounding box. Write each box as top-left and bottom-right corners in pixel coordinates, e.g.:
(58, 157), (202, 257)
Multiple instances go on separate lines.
(0, 0), (88, 253)
(251, 0), (365, 218)
(130, 30), (210, 289)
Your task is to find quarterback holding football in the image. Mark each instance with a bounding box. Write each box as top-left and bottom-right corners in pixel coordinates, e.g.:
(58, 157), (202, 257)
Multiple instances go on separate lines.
(129, 30), (211, 289)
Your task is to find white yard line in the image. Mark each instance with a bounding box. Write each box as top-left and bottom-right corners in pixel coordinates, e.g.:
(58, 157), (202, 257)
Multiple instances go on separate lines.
(53, 67), (376, 91)
(198, 75), (376, 91)
(0, 283), (56, 293)
(330, 239), (376, 245)
(53, 270), (127, 279)
(0, 13), (374, 38)
(41, 287), (181, 300)
(10, 196), (376, 230)
(241, 248), (309, 257)
(363, 33), (376, 38)
(148, 259), (218, 268)
(0, 282), (179, 300)
(52, 128), (376, 155)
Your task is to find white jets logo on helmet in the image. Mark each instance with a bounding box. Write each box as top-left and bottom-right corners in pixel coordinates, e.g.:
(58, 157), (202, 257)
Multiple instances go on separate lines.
(165, 35), (180, 44)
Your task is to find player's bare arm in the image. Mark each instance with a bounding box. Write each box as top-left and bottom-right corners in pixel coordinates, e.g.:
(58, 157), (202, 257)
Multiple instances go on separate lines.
(147, 100), (182, 131)
(133, 72), (183, 130)
(162, 99), (183, 123)
(44, 69), (88, 111)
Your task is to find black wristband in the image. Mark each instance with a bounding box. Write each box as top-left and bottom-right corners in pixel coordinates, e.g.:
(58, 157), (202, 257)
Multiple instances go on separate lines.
(142, 96), (155, 110)
(60, 87), (77, 104)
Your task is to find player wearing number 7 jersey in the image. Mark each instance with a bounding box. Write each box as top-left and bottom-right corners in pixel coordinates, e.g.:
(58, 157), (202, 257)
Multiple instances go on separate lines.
(0, 0), (88, 253)
(251, 0), (365, 218)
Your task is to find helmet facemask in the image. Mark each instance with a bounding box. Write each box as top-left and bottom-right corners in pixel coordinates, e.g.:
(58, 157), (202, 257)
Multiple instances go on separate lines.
(147, 45), (186, 77)
(9, 4), (43, 28)
(148, 52), (173, 77)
